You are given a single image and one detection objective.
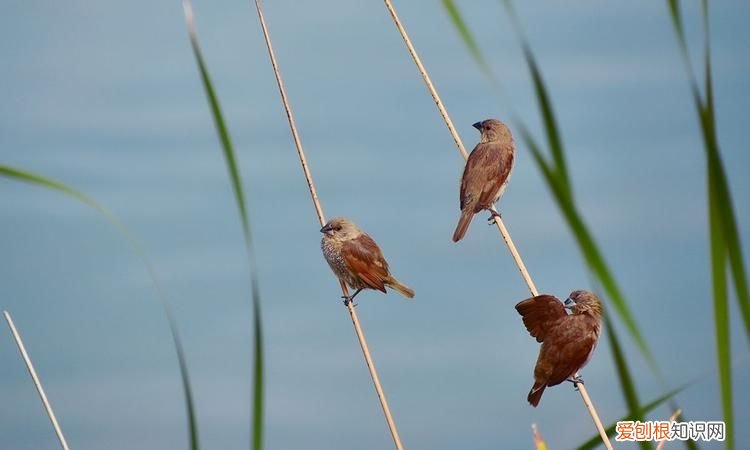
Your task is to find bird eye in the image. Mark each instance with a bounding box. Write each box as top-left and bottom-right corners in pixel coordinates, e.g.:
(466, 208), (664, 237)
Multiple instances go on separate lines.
(334, 226), (342, 231)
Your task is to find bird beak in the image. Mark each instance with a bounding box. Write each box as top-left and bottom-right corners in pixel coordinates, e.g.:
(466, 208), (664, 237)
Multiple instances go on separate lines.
(564, 298), (576, 310)
(320, 224), (333, 234)
(472, 121), (482, 131)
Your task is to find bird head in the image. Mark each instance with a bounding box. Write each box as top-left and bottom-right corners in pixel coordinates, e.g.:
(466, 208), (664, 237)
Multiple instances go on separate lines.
(565, 290), (602, 319)
(473, 119), (511, 144)
(320, 217), (362, 241)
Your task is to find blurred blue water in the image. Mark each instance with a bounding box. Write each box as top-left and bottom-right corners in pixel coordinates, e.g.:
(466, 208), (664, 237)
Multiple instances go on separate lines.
(1, 1), (749, 449)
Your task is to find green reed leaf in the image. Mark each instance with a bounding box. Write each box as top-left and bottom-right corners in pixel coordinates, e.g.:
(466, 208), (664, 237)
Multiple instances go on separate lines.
(182, 2), (264, 448)
(605, 314), (653, 450)
(441, 0), (495, 80)
(577, 385), (688, 450)
(0, 164), (201, 450)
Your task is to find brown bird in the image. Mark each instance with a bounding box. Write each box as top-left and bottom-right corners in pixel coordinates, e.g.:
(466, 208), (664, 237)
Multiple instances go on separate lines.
(453, 119), (515, 242)
(515, 290), (602, 407)
(320, 217), (414, 303)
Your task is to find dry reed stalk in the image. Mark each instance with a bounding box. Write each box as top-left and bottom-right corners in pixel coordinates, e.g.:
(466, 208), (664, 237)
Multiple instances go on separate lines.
(252, 1), (404, 449)
(4, 311), (71, 450)
(654, 409), (681, 450)
(531, 423), (548, 450)
(380, 1), (613, 449)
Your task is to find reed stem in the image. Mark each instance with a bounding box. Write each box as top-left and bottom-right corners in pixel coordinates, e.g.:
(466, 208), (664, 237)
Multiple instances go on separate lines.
(4, 311), (71, 450)
(654, 409), (681, 450)
(380, 1), (612, 448)
(253, 2), (404, 448)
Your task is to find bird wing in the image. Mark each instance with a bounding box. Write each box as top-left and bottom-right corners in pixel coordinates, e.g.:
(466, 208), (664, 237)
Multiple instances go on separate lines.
(515, 294), (567, 343)
(538, 315), (599, 387)
(460, 142), (514, 211)
(341, 234), (390, 293)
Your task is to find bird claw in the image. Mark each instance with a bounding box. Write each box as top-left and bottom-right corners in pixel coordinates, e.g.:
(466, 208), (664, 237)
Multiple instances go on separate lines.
(567, 375), (584, 389)
(487, 210), (502, 225)
(341, 296), (357, 307)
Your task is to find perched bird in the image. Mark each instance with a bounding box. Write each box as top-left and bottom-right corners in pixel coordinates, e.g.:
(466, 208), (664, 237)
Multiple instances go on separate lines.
(320, 217), (414, 303)
(453, 119), (515, 242)
(515, 290), (602, 407)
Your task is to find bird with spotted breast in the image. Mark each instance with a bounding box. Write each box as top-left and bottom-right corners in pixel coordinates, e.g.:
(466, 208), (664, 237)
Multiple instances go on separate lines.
(320, 217), (414, 304)
(515, 290), (602, 407)
(453, 119), (515, 242)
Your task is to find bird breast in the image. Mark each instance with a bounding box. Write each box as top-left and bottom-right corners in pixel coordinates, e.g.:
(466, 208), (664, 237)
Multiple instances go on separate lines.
(321, 237), (364, 289)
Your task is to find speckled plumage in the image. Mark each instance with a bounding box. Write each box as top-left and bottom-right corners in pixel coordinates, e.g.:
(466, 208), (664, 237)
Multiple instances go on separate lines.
(320, 217), (414, 299)
(321, 235), (385, 291)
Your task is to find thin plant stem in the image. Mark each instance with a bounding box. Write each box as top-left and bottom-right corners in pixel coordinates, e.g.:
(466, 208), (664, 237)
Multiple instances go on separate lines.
(380, 1), (612, 449)
(381, 0), (537, 296)
(4, 311), (71, 450)
(252, 1), (404, 449)
(574, 384), (613, 450)
(654, 409), (681, 450)
(531, 423), (548, 450)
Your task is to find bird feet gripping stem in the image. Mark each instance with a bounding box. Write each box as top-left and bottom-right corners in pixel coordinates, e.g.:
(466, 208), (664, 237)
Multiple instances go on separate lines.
(567, 375), (584, 390)
(487, 210), (502, 225)
(341, 289), (362, 307)
(341, 296), (357, 307)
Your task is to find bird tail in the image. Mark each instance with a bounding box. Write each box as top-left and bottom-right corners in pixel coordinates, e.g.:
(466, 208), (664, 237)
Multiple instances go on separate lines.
(527, 383), (545, 407)
(387, 277), (415, 299)
(452, 210), (474, 242)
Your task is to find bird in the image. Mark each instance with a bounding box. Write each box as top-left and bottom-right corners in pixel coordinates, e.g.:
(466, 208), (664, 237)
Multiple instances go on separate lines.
(320, 217), (414, 304)
(453, 119), (515, 242)
(515, 290), (602, 407)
